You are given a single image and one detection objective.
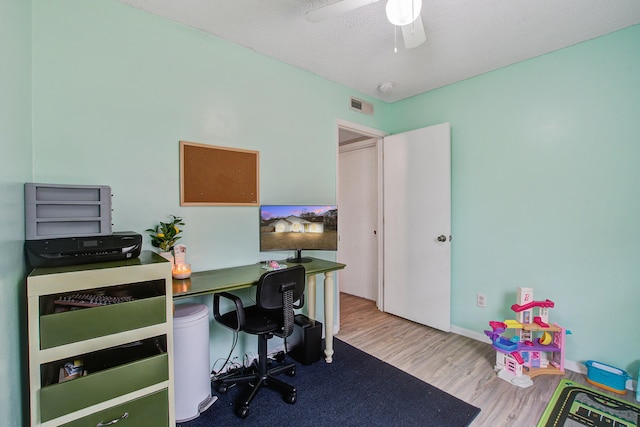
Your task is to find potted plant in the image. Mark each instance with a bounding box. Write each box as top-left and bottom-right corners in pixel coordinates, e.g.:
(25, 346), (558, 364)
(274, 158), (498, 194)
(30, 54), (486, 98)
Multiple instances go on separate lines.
(146, 215), (185, 263)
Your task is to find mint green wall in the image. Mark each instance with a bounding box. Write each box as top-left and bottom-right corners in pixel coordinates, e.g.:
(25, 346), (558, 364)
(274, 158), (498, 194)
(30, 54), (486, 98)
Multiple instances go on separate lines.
(32, 0), (388, 270)
(389, 25), (640, 373)
(0, 0), (32, 425)
(25, 0), (640, 407)
(31, 0), (388, 369)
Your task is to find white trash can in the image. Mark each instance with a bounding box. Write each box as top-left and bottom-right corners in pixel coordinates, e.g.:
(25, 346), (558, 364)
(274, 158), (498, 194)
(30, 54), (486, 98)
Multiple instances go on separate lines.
(173, 303), (217, 422)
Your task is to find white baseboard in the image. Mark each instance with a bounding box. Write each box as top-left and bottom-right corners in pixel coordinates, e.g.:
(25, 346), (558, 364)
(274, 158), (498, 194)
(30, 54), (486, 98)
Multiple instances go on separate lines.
(450, 325), (492, 345)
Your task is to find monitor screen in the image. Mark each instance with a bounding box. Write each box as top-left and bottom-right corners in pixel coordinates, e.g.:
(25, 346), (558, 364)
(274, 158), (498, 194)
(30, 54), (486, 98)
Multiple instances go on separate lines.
(260, 205), (338, 262)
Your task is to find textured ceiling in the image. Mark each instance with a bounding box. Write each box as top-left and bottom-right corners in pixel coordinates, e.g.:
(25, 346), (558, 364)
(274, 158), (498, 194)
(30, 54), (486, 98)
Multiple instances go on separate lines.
(117, 0), (640, 102)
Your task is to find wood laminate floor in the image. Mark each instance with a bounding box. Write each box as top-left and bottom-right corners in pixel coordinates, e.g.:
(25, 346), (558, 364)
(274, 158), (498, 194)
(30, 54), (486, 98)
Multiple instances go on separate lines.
(336, 292), (637, 427)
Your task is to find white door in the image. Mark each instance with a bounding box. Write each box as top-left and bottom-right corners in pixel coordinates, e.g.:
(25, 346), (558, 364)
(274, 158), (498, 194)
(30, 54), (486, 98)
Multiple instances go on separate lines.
(338, 140), (378, 300)
(382, 122), (451, 332)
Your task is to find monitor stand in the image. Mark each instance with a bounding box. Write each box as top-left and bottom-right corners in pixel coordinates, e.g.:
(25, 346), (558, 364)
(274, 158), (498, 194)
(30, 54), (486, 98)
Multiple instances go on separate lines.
(287, 249), (312, 263)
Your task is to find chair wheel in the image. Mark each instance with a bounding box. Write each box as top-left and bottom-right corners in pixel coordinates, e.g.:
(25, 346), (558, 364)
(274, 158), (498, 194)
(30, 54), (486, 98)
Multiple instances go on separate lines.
(284, 392), (297, 404)
(236, 404), (250, 418)
(286, 366), (296, 377)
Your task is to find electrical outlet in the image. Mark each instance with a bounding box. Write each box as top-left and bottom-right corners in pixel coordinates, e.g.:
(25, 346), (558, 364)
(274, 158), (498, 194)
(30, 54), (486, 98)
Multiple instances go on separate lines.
(477, 293), (487, 308)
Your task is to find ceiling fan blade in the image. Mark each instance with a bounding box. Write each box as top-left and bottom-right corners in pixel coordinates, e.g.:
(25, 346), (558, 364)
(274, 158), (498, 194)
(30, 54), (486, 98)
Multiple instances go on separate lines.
(401, 16), (426, 49)
(306, 0), (381, 23)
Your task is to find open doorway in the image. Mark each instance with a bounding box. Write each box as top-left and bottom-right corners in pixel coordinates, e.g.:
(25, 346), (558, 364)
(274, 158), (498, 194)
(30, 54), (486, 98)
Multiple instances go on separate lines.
(337, 121), (452, 334)
(337, 121), (386, 311)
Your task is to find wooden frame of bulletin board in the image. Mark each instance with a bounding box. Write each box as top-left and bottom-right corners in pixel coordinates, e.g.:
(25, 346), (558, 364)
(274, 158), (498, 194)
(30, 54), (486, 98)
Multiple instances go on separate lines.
(180, 141), (260, 206)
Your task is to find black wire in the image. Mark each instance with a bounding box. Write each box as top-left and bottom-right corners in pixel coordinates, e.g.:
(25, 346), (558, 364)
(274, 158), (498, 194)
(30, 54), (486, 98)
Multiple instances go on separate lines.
(212, 331), (239, 378)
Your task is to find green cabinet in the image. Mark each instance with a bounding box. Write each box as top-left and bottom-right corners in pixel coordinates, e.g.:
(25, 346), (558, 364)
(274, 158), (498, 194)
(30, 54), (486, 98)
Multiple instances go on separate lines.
(60, 389), (169, 427)
(27, 252), (175, 426)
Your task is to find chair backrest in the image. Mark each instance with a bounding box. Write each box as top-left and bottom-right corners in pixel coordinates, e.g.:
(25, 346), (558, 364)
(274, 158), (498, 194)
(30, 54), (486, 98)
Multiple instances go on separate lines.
(257, 265), (306, 338)
(256, 264), (306, 311)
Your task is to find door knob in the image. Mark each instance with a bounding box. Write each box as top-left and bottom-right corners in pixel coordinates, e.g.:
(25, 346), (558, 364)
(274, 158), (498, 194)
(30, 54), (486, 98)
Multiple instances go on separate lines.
(437, 235), (447, 242)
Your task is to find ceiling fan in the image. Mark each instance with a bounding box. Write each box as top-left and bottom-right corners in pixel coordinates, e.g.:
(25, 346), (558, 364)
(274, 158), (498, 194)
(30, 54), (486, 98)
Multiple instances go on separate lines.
(306, 0), (426, 50)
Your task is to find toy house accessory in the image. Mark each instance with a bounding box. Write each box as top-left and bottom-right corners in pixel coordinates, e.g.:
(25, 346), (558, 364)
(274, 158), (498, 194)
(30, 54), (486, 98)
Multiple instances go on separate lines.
(485, 287), (568, 388)
(583, 360), (631, 395)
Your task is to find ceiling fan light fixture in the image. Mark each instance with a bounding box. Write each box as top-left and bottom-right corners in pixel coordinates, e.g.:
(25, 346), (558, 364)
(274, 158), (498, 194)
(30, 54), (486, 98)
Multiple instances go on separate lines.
(385, 0), (422, 26)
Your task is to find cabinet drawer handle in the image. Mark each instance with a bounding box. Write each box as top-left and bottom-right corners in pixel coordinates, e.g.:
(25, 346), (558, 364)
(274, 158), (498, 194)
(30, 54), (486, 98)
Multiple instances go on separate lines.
(96, 412), (129, 427)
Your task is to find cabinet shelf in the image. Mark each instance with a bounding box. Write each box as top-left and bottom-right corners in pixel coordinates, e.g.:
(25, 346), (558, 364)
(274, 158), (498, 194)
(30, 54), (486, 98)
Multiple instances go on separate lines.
(34, 217), (105, 222)
(34, 201), (104, 204)
(40, 353), (169, 423)
(36, 324), (170, 366)
(59, 389), (169, 427)
(41, 297), (166, 349)
(27, 252), (175, 426)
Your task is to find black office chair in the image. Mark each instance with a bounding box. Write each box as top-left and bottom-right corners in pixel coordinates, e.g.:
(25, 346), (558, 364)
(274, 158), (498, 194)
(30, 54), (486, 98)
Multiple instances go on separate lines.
(213, 265), (305, 419)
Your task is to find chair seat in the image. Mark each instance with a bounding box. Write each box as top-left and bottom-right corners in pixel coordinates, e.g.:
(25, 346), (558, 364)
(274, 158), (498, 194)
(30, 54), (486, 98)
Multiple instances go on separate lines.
(217, 306), (284, 335)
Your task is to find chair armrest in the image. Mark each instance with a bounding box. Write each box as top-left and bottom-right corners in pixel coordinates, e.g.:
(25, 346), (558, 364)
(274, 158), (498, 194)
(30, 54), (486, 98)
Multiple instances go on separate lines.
(293, 293), (304, 310)
(213, 291), (246, 331)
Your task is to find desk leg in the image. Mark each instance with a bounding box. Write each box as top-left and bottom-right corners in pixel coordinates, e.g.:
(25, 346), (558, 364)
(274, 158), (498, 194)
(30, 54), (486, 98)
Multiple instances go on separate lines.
(307, 274), (316, 321)
(323, 271), (334, 363)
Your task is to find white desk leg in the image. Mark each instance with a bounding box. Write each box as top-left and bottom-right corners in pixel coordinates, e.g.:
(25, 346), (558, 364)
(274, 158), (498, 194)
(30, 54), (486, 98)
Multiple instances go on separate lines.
(323, 271), (335, 363)
(307, 274), (316, 322)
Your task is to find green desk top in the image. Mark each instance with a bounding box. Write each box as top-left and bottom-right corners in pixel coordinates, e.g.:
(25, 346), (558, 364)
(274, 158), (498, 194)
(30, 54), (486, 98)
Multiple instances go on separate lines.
(172, 257), (345, 299)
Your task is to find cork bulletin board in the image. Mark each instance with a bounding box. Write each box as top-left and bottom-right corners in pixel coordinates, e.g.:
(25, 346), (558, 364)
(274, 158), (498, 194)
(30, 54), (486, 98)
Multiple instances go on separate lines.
(180, 141), (260, 206)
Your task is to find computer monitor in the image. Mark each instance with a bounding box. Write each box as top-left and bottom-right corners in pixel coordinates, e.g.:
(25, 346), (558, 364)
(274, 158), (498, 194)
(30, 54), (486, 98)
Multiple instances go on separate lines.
(259, 205), (338, 263)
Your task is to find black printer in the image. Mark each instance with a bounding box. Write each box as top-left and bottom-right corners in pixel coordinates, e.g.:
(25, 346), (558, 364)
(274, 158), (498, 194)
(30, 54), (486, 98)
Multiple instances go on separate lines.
(25, 232), (142, 268)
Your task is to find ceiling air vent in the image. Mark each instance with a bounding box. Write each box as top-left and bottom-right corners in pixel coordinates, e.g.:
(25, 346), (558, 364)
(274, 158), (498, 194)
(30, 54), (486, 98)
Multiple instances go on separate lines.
(349, 97), (373, 115)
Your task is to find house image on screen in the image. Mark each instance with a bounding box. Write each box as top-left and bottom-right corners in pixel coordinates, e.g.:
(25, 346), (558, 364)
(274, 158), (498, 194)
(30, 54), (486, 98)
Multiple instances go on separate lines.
(272, 216), (324, 233)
